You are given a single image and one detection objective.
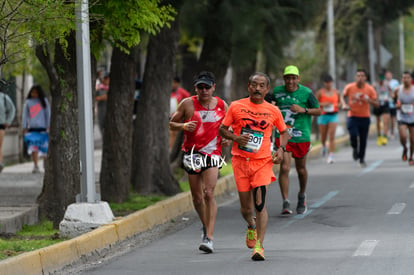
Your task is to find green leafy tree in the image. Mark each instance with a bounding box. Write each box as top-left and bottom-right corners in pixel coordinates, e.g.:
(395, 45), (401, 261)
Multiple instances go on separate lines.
(332, 0), (414, 78)
(92, 1), (176, 202)
(31, 0), (176, 226)
(131, 0), (183, 195)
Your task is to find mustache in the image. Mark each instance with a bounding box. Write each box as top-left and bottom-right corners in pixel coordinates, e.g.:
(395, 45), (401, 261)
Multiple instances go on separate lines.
(253, 91), (261, 95)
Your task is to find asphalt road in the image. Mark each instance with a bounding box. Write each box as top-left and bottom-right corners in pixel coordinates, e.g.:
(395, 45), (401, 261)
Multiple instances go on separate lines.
(81, 135), (413, 275)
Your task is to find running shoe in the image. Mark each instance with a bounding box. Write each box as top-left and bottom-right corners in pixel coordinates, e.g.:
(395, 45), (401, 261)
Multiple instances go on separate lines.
(296, 193), (307, 215)
(246, 226), (257, 249)
(327, 154), (334, 164)
(382, 136), (388, 145)
(251, 240), (265, 261)
(359, 161), (367, 168)
(402, 148), (408, 161)
(32, 165), (40, 174)
(322, 146), (327, 157)
(281, 199), (293, 215)
(409, 159), (414, 166)
(376, 136), (382, 146)
(199, 236), (214, 253)
(352, 149), (359, 161)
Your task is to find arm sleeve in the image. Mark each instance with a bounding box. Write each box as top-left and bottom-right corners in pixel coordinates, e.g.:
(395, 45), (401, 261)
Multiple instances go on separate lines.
(222, 103), (234, 127)
(343, 85), (349, 97)
(307, 93), (320, 108)
(273, 108), (287, 133)
(5, 95), (16, 124)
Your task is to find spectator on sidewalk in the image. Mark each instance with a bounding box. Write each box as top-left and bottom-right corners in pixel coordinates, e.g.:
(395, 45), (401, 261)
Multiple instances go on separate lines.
(0, 86), (16, 172)
(22, 85), (51, 173)
(96, 72), (109, 136)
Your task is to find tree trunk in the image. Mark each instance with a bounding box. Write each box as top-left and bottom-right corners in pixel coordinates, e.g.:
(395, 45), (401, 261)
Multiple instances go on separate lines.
(100, 46), (137, 202)
(230, 63), (255, 101)
(196, 0), (233, 100)
(179, 44), (198, 92)
(36, 33), (81, 228)
(131, 20), (181, 195)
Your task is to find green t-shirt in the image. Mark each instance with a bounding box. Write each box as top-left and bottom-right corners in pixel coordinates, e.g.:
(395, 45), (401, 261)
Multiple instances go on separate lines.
(272, 84), (319, 143)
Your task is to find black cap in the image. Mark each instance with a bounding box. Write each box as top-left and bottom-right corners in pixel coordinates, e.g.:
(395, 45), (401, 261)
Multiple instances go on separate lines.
(193, 71), (215, 87)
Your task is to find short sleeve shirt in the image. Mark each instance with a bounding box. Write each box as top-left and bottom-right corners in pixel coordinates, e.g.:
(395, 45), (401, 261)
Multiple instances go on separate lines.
(272, 84), (319, 143)
(343, 82), (377, 117)
(222, 98), (286, 159)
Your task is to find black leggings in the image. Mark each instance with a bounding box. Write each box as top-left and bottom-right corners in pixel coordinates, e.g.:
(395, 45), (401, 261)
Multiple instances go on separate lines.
(347, 117), (370, 162)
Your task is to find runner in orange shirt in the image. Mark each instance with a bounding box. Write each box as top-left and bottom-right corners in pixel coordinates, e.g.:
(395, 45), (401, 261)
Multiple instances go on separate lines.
(341, 69), (378, 167)
(219, 72), (289, 261)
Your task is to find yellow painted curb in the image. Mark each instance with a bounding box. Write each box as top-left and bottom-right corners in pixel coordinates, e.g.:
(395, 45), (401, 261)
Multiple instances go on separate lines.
(0, 250), (42, 275)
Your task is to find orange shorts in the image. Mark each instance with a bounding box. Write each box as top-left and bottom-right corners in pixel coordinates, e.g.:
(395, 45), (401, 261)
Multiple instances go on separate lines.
(231, 156), (276, 192)
(275, 139), (311, 159)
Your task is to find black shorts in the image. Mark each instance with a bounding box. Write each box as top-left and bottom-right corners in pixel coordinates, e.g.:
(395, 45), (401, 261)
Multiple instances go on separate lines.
(373, 105), (390, 116)
(181, 151), (222, 175)
(390, 108), (397, 117)
(398, 121), (414, 127)
(0, 125), (5, 130)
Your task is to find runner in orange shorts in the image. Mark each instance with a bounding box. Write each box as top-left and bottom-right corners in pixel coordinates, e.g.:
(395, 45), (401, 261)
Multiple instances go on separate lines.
(219, 72), (288, 261)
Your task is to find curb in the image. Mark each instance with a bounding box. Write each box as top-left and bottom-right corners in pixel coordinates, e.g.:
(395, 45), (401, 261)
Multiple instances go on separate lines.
(0, 134), (353, 274)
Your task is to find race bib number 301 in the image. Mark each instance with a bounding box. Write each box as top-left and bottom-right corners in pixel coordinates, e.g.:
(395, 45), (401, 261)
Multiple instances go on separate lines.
(238, 128), (264, 153)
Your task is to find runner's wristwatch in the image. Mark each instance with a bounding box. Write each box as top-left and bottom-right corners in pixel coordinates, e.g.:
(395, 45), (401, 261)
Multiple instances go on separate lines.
(279, 145), (286, 152)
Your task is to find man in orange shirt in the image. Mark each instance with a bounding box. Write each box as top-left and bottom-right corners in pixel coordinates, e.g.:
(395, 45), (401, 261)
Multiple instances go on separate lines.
(341, 69), (379, 167)
(219, 72), (288, 261)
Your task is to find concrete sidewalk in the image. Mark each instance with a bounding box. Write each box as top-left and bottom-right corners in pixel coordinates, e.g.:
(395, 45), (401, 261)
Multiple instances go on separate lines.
(0, 124), (103, 234)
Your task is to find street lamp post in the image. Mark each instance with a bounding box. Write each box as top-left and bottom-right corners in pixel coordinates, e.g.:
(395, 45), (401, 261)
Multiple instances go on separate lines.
(59, 0), (113, 238)
(75, 0), (98, 203)
(327, 0), (336, 85)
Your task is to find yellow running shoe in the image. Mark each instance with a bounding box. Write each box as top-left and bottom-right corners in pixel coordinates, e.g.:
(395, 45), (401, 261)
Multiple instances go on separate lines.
(246, 227), (257, 248)
(251, 240), (265, 261)
(376, 136), (382, 146)
(382, 135), (388, 145)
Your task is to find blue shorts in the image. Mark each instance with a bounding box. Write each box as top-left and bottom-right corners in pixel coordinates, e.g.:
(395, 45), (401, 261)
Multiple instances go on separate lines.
(317, 113), (339, 125)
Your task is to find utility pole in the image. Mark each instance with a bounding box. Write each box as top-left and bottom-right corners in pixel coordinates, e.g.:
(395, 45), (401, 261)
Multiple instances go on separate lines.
(75, 0), (98, 203)
(60, 0), (113, 238)
(327, 0), (336, 84)
(399, 17), (405, 75)
(368, 20), (376, 83)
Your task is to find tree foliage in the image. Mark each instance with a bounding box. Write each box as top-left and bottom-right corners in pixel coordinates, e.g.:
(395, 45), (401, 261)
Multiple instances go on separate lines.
(0, 0), (74, 69)
(91, 0), (175, 52)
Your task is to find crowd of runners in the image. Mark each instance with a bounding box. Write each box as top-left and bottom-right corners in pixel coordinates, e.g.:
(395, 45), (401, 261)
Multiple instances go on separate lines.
(169, 66), (414, 261)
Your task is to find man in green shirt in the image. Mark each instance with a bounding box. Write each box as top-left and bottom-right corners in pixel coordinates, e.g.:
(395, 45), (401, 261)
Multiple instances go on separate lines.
(272, 65), (321, 215)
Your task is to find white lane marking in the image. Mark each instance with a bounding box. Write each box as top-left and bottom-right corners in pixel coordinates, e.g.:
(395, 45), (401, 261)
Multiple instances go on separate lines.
(387, 203), (406, 215)
(410, 182), (414, 189)
(353, 240), (379, 257)
(358, 160), (384, 177)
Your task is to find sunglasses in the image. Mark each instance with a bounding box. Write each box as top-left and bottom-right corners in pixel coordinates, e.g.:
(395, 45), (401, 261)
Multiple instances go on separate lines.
(196, 84), (211, 90)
